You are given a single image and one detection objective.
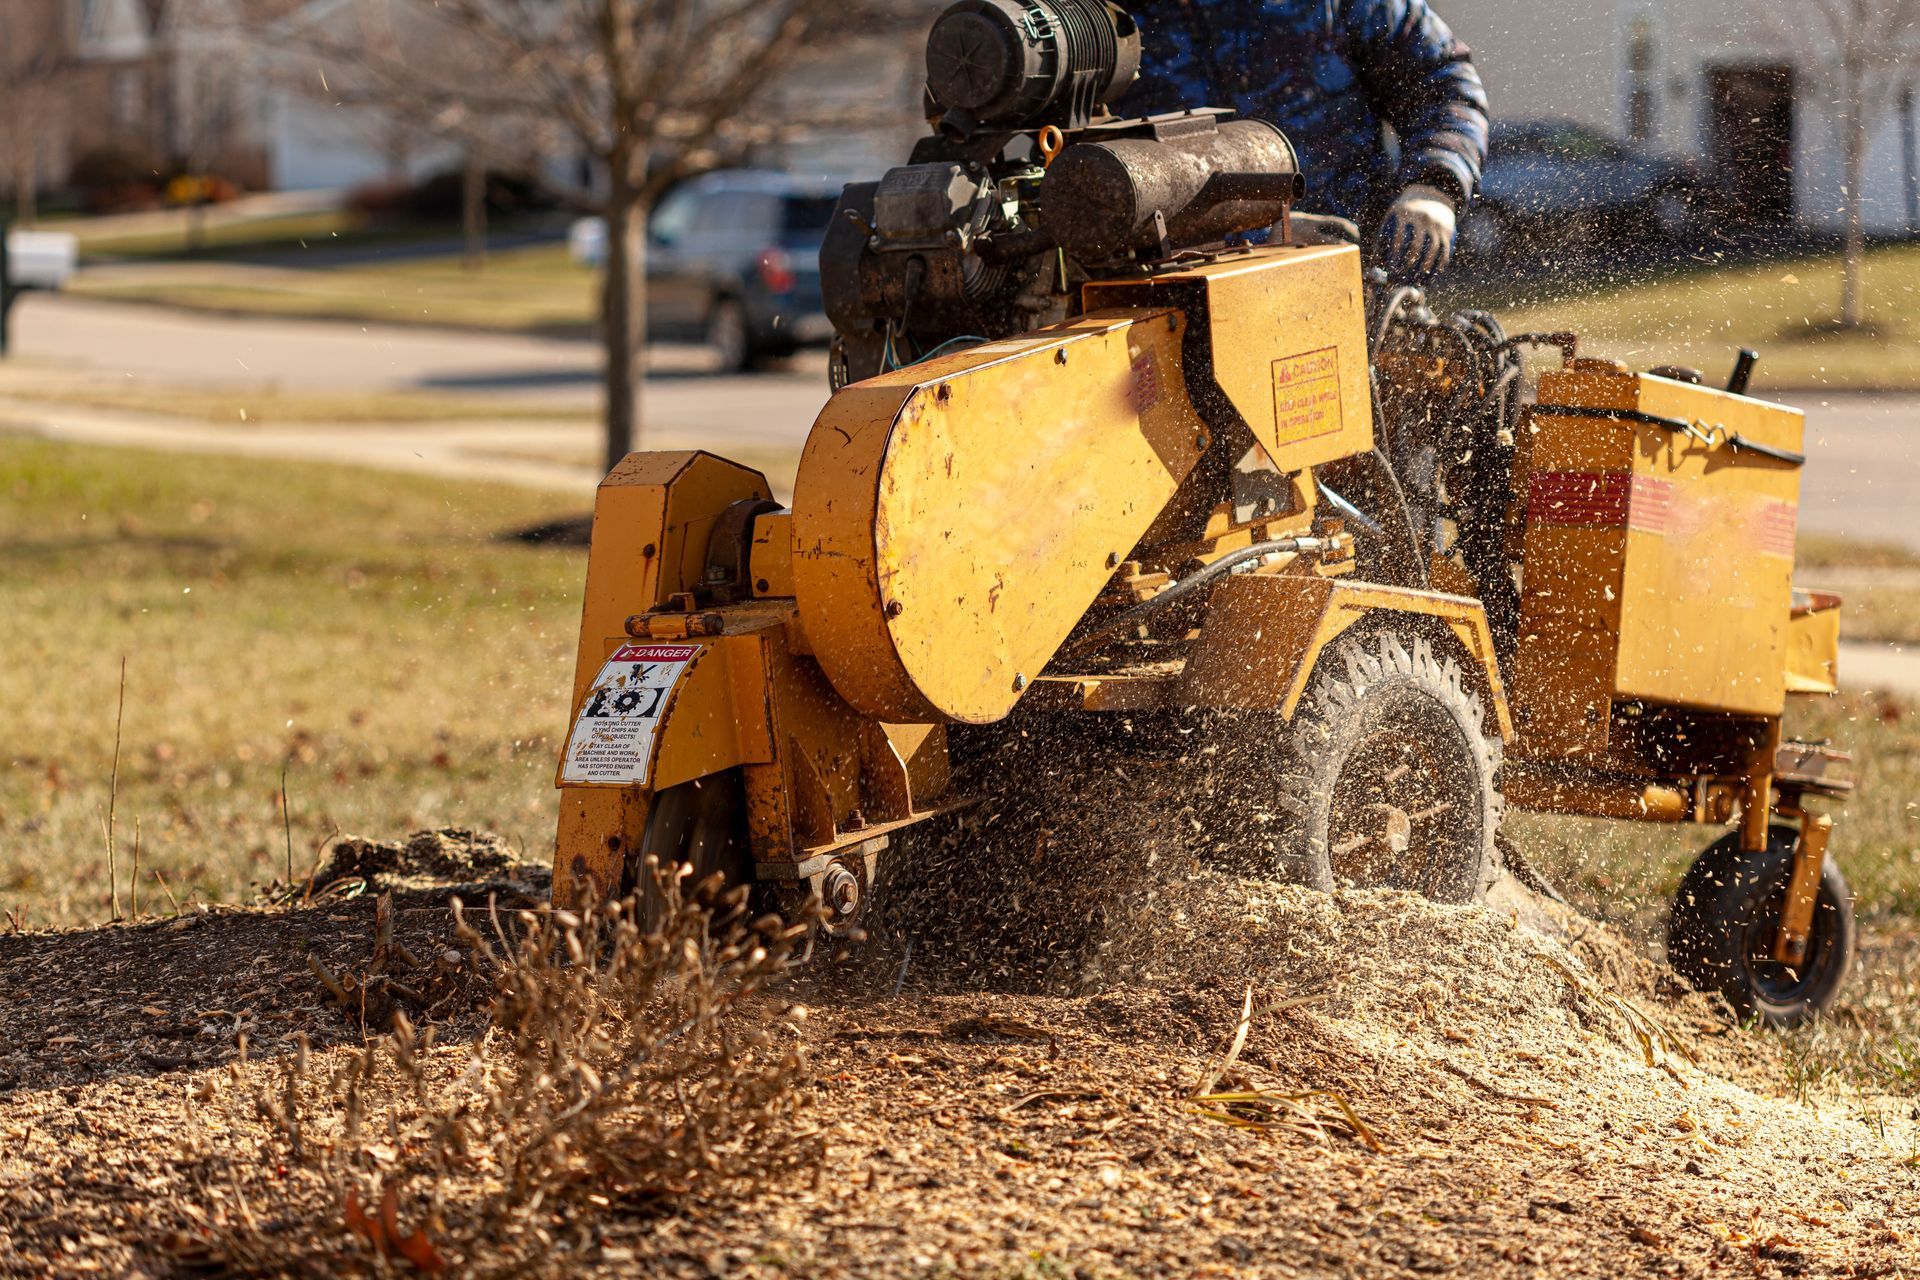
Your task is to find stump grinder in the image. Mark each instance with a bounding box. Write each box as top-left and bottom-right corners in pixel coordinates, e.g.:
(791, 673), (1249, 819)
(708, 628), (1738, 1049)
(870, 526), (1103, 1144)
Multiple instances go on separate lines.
(552, 0), (1855, 1026)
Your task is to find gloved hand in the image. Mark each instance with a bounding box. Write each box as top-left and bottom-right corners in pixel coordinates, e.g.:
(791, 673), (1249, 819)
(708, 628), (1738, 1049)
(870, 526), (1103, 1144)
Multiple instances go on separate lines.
(1378, 183), (1458, 276)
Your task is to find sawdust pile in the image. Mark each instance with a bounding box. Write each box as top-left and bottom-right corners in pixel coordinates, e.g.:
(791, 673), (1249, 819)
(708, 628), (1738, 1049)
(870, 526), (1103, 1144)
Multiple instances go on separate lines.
(3, 809), (1917, 1276)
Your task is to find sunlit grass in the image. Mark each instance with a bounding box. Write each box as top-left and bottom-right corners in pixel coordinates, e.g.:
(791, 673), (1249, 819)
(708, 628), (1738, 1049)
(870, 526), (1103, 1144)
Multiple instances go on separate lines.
(0, 379), (594, 426)
(0, 438), (585, 930)
(69, 244), (599, 332)
(1490, 243), (1920, 392)
(50, 209), (367, 260)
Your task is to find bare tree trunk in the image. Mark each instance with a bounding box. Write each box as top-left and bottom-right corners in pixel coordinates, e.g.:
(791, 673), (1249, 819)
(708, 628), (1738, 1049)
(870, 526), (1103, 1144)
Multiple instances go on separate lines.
(602, 153), (646, 472)
(1842, 82), (1869, 329)
(11, 127), (35, 225)
(462, 151), (487, 272)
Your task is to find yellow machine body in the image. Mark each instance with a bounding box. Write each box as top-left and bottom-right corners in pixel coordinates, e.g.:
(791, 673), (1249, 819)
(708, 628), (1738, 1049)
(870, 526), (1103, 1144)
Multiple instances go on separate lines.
(551, 242), (1847, 909)
(1082, 242), (1375, 473)
(553, 244), (1507, 901)
(1512, 361), (1812, 755)
(791, 308), (1210, 725)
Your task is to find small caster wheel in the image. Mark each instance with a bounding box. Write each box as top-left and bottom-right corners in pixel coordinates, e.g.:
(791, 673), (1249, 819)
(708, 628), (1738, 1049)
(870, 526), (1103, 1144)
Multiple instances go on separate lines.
(1668, 825), (1856, 1029)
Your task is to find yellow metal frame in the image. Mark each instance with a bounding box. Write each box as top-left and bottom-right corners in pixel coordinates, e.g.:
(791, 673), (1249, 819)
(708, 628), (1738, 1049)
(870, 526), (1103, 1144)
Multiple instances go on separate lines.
(791, 308), (1208, 725)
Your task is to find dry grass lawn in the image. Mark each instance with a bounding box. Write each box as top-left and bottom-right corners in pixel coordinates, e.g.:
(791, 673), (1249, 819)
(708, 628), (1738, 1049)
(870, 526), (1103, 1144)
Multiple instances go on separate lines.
(69, 244), (599, 333)
(1488, 243), (1920, 393)
(0, 437), (585, 930)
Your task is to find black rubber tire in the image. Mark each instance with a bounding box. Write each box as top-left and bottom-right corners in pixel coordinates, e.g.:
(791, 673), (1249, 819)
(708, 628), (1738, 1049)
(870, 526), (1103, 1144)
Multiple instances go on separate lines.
(1667, 825), (1855, 1029)
(627, 772), (751, 929)
(706, 296), (754, 373)
(1269, 630), (1504, 903)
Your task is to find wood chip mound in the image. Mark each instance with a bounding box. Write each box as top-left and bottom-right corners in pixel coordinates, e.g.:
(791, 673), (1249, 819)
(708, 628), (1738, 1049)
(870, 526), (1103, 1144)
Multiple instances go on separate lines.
(0, 826), (1914, 1277)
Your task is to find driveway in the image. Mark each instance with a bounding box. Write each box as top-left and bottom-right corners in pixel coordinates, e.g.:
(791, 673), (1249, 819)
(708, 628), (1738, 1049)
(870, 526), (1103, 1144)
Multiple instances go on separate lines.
(1795, 392), (1920, 550)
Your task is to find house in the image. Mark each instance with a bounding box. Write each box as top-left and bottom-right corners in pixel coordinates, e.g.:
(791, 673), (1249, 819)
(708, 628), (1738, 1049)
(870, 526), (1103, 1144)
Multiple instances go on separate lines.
(1445, 0), (1920, 233)
(0, 0), (305, 210)
(0, 0), (169, 211)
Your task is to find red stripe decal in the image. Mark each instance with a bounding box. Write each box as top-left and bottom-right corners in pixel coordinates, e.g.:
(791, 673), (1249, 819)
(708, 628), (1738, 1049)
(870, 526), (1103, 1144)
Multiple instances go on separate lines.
(1627, 476), (1672, 535)
(1528, 471), (1673, 533)
(1527, 471), (1628, 527)
(1756, 501), (1798, 557)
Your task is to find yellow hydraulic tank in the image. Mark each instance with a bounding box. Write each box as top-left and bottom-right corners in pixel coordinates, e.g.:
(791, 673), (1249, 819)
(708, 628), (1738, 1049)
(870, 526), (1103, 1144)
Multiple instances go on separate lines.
(1513, 361), (1806, 747)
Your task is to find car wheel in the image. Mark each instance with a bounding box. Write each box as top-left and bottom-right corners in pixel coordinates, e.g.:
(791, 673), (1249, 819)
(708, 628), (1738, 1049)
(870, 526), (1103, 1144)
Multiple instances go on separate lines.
(706, 296), (752, 373)
(1649, 187), (1696, 242)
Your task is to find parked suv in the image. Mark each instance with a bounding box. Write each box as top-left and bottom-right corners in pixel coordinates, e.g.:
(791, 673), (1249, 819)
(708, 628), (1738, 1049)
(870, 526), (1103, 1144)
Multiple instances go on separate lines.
(571, 170), (841, 371)
(1459, 119), (1703, 263)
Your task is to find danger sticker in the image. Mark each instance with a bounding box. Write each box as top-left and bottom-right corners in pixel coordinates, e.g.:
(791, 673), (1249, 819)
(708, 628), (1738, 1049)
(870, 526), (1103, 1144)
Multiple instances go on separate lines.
(1270, 347), (1344, 446)
(558, 643), (702, 786)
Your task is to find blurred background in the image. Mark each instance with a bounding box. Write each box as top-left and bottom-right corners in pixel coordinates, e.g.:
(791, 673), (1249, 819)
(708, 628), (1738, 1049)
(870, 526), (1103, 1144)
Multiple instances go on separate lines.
(5, 0), (1920, 1017)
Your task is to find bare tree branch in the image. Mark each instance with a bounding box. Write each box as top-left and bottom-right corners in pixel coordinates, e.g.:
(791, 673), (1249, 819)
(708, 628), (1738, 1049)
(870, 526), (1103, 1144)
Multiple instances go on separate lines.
(256, 0), (910, 465)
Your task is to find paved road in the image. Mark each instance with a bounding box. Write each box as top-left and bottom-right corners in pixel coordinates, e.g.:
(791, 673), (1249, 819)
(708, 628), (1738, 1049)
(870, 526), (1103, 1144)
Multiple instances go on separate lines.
(16, 296), (1920, 545)
(1795, 393), (1920, 550)
(9, 294), (831, 447)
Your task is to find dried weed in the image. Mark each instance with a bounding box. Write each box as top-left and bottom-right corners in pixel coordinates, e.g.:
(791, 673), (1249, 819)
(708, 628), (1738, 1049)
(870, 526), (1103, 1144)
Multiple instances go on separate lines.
(185, 862), (821, 1276)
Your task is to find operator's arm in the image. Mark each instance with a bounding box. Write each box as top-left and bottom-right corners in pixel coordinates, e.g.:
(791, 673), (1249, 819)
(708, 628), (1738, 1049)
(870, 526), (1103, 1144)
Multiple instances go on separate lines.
(1344, 0), (1488, 210)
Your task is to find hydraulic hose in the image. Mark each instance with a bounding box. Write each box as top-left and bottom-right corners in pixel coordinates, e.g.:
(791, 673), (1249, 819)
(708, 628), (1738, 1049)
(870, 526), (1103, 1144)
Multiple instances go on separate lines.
(1065, 537), (1322, 658)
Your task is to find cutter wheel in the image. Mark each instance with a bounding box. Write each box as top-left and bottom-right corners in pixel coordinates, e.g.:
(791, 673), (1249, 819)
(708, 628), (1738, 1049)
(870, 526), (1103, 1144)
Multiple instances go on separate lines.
(1669, 825), (1857, 1028)
(627, 773), (751, 928)
(1264, 631), (1503, 903)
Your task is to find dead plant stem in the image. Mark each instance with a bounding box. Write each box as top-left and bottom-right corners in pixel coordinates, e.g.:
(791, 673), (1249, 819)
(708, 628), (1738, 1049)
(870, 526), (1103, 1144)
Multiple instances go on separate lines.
(107, 655), (127, 922)
(280, 765), (293, 891)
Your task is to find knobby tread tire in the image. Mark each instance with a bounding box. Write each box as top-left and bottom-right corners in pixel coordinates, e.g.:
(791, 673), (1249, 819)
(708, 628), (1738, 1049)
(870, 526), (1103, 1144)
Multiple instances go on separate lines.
(1270, 630), (1504, 903)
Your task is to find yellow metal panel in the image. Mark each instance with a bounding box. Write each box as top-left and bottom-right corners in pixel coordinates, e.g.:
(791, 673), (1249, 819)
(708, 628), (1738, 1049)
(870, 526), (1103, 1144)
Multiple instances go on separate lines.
(1785, 592), (1841, 695)
(792, 309), (1207, 724)
(566, 451), (772, 715)
(881, 722), (950, 798)
(554, 788), (648, 906)
(1519, 365), (1804, 727)
(1180, 573), (1337, 709)
(1179, 575), (1513, 739)
(750, 511), (796, 597)
(1084, 244), (1374, 473)
(1501, 764), (1689, 822)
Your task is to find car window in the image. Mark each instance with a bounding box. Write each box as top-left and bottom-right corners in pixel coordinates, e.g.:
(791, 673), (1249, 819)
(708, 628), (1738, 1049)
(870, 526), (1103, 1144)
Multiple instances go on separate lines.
(782, 195), (839, 233)
(699, 192), (778, 234)
(650, 189), (698, 244)
(1547, 125), (1624, 161)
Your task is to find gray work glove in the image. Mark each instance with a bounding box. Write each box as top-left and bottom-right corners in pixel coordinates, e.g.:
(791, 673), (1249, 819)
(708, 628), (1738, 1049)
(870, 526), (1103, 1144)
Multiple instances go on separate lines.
(1379, 183), (1458, 276)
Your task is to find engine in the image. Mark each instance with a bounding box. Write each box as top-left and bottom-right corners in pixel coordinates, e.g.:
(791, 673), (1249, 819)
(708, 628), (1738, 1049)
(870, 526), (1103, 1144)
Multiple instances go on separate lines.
(822, 0), (1304, 386)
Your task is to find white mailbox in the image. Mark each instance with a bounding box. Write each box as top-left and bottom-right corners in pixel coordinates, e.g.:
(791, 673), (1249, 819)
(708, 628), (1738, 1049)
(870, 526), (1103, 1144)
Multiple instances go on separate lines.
(5, 230), (78, 291)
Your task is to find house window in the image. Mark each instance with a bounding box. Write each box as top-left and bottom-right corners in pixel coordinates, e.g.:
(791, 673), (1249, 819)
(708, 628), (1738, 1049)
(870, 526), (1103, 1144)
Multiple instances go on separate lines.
(113, 69), (140, 128)
(1626, 16), (1658, 143)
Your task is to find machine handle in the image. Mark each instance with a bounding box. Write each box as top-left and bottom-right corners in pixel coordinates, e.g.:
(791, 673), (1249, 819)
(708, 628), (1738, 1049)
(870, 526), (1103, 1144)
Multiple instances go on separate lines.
(1530, 404), (1805, 467)
(1726, 348), (1760, 396)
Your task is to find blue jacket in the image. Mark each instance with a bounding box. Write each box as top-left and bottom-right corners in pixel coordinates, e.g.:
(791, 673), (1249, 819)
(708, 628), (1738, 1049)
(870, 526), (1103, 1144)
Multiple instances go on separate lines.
(1121, 0), (1490, 230)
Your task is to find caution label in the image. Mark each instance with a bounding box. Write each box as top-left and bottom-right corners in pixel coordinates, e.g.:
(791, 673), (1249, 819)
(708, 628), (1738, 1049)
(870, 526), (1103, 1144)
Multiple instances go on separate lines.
(1270, 347), (1344, 446)
(558, 643), (702, 786)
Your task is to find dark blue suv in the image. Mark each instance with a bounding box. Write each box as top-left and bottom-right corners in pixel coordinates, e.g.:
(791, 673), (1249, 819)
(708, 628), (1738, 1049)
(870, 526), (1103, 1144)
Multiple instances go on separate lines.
(644, 170), (842, 371)
(1459, 120), (1702, 264)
